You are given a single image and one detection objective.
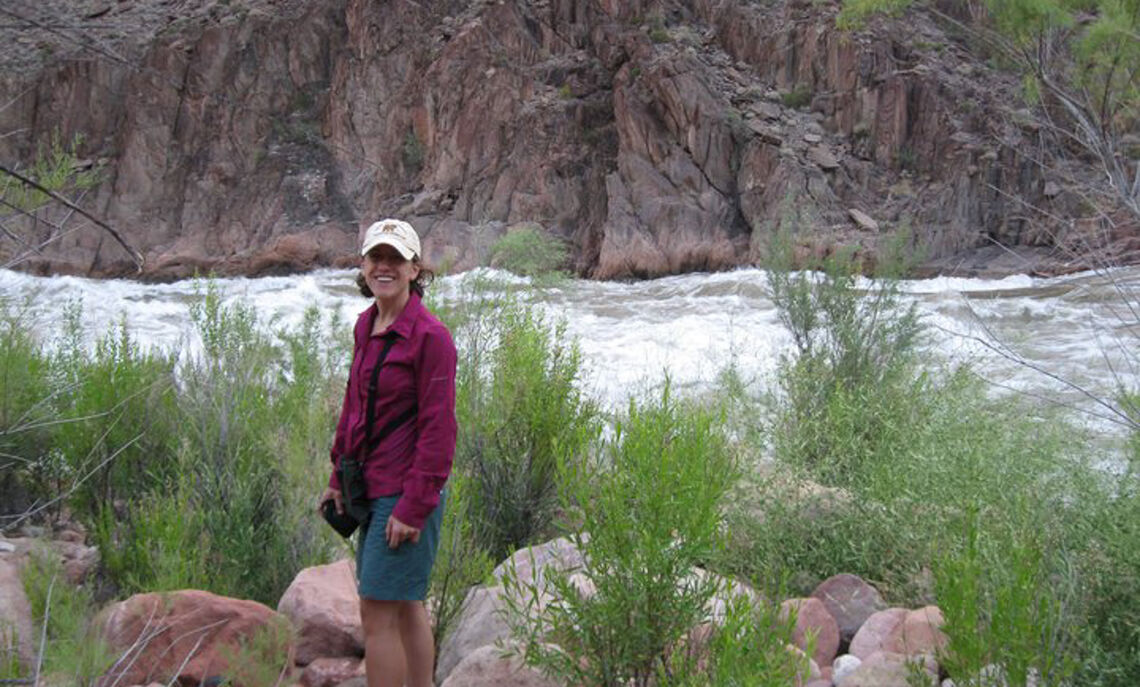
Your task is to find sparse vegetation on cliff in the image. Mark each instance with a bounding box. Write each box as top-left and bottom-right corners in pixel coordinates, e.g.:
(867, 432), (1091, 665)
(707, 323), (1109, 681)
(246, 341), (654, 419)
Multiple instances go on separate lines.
(840, 0), (1140, 222)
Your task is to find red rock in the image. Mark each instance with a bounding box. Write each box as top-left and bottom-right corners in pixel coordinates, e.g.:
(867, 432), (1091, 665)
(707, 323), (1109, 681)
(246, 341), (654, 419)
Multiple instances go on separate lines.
(883, 606), (948, 656)
(300, 656), (363, 687)
(811, 573), (887, 645)
(0, 557), (35, 669)
(781, 597), (841, 667)
(848, 608), (906, 660)
(1, 0), (1116, 282)
(491, 536), (584, 589)
(440, 645), (562, 687)
(277, 559), (362, 665)
(98, 590), (293, 686)
(836, 651), (938, 687)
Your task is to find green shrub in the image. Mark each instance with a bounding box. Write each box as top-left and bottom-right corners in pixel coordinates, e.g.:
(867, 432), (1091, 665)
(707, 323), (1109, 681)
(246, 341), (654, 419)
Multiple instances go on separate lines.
(22, 550), (116, 685)
(488, 225), (570, 281)
(48, 312), (178, 524)
(1072, 465), (1140, 685)
(503, 388), (737, 687)
(0, 299), (52, 519)
(428, 471), (495, 656)
(780, 85), (813, 109)
(455, 298), (597, 559)
(766, 236), (922, 485)
(666, 597), (808, 687)
(217, 617), (295, 687)
(402, 130), (425, 172)
(934, 508), (1078, 687)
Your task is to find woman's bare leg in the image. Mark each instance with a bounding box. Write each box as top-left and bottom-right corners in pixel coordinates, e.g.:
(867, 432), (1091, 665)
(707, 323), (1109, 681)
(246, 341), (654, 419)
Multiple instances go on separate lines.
(398, 601), (435, 687)
(361, 598), (405, 687)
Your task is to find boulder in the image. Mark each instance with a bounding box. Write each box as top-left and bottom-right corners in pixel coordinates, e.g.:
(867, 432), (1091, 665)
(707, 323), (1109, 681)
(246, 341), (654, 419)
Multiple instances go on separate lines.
(98, 590), (293, 687)
(810, 146), (841, 171)
(277, 559), (362, 665)
(848, 208), (880, 232)
(299, 656), (363, 687)
(883, 606), (947, 656)
(684, 567), (761, 625)
(435, 586), (513, 684)
(439, 645), (562, 687)
(780, 597), (840, 667)
(52, 540), (99, 585)
(836, 651), (939, 687)
(0, 555), (35, 669)
(811, 574), (886, 646)
(833, 654), (863, 684)
(492, 537), (585, 590)
(849, 608), (906, 660)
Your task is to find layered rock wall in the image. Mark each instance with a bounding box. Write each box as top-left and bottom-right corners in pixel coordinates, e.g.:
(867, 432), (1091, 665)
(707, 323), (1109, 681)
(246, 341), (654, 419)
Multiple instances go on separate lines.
(0, 0), (1126, 279)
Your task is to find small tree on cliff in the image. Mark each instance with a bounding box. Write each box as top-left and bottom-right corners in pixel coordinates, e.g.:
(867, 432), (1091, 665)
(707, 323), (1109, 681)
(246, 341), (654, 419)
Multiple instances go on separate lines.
(839, 0), (1140, 222)
(0, 131), (142, 271)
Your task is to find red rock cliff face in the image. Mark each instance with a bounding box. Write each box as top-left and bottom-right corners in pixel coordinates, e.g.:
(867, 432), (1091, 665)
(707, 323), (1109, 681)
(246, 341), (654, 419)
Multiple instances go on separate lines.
(0, 0), (1129, 279)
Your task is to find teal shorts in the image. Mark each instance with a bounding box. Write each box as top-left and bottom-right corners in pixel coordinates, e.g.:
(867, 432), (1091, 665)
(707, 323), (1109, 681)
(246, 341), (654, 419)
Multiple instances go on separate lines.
(356, 492), (445, 601)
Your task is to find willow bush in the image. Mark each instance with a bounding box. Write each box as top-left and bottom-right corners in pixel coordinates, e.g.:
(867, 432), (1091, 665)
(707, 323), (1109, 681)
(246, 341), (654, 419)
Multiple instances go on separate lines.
(448, 288), (598, 560)
(504, 388), (739, 687)
(1, 285), (345, 605)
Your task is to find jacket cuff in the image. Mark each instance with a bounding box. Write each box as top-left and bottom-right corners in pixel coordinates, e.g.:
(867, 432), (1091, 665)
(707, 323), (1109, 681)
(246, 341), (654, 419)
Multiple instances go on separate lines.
(391, 497), (430, 530)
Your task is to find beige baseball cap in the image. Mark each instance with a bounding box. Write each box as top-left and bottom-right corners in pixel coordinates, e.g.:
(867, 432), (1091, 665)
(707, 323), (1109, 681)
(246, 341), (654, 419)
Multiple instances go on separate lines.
(360, 219), (421, 261)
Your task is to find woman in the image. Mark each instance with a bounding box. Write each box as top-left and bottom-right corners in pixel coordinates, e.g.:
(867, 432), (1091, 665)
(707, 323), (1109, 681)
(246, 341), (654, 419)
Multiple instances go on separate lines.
(320, 218), (457, 687)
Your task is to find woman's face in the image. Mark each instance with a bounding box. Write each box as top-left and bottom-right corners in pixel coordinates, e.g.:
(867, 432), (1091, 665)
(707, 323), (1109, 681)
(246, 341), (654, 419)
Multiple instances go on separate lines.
(362, 244), (420, 301)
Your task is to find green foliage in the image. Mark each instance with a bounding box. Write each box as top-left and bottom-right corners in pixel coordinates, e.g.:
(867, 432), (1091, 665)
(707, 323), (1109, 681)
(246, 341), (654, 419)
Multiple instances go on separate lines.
(647, 15), (671, 43)
(765, 230), (923, 485)
(1072, 464), (1140, 685)
(0, 132), (101, 213)
(454, 296), (597, 559)
(0, 299), (52, 515)
(780, 85), (813, 109)
(665, 597), (808, 687)
(48, 312), (177, 524)
(837, 0), (1139, 187)
(1076, 0), (1140, 128)
(217, 617), (295, 687)
(0, 627), (19, 682)
(95, 469), (210, 593)
(428, 472), (495, 656)
(402, 130), (426, 172)
(504, 388), (737, 687)
(22, 550), (116, 685)
(837, 0), (912, 28)
(2, 283), (343, 605)
(934, 508), (1077, 687)
(488, 225), (571, 281)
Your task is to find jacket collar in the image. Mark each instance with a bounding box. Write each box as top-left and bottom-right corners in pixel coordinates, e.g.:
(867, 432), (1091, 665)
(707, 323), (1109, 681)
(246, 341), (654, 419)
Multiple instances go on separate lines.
(365, 291), (422, 340)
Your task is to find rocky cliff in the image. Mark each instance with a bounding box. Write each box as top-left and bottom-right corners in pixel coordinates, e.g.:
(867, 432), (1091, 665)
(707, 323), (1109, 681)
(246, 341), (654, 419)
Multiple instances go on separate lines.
(1, 0), (1134, 279)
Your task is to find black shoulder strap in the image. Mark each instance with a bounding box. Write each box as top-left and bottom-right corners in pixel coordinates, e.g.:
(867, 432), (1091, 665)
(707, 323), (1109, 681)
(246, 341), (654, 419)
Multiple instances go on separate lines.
(361, 333), (418, 459)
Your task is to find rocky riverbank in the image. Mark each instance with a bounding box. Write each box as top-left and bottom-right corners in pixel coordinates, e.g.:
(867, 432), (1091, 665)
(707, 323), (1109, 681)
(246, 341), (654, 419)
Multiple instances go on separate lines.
(0, 530), (953, 687)
(1, 0), (1135, 280)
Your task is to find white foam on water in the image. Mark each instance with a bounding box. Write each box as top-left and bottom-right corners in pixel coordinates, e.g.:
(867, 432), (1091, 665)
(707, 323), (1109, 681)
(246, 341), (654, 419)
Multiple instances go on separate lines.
(2, 266), (1138, 425)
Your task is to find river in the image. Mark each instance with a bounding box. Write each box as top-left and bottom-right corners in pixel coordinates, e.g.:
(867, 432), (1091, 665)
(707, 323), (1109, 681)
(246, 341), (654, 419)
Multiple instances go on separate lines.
(1, 266), (1137, 434)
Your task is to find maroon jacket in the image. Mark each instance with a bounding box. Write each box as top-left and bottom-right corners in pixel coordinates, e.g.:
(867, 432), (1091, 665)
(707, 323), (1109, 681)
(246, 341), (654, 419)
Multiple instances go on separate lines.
(328, 293), (457, 529)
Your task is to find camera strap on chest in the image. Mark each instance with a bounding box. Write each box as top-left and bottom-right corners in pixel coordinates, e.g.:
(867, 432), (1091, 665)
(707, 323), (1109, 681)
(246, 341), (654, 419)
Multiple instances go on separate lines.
(362, 333), (418, 458)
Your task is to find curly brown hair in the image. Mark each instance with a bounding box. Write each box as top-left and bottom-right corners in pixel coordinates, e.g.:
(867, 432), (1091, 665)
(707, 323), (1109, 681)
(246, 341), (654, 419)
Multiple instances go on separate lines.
(355, 260), (436, 298)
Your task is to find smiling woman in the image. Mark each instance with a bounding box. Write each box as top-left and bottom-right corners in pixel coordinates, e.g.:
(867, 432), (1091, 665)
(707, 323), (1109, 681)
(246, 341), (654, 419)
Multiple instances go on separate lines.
(322, 218), (456, 687)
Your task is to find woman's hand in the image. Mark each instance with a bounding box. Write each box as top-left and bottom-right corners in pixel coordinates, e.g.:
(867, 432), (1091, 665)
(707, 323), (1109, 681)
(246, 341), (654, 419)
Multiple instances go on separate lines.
(319, 486), (343, 514)
(385, 515), (420, 548)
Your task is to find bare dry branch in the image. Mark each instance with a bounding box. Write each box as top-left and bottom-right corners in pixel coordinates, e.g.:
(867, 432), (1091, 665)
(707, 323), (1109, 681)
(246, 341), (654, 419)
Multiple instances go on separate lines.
(0, 164), (143, 270)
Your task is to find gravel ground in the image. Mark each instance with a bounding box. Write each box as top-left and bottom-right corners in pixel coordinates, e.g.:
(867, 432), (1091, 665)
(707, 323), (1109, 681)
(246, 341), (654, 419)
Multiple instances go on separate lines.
(0, 0), (316, 72)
